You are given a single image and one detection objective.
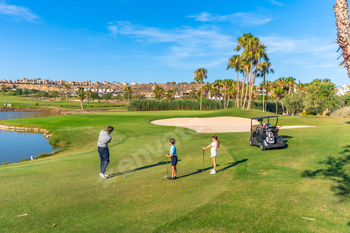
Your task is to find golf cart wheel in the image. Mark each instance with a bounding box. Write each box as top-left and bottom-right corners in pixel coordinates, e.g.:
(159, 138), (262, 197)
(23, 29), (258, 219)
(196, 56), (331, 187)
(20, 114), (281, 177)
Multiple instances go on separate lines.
(249, 138), (253, 146)
(259, 142), (266, 151)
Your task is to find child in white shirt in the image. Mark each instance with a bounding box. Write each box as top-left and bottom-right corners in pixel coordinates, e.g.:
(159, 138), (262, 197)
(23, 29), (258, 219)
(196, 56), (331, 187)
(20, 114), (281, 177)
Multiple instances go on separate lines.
(202, 135), (220, 174)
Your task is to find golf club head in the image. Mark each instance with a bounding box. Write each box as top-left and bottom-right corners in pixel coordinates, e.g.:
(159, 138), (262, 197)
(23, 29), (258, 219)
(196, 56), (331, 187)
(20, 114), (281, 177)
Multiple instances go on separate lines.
(164, 175), (168, 178)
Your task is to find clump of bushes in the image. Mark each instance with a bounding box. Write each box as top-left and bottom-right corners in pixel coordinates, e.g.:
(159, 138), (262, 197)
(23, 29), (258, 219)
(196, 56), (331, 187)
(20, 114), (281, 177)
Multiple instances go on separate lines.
(1, 162), (9, 166)
(36, 153), (53, 159)
(332, 107), (350, 118)
(127, 99), (231, 111)
(21, 158), (30, 162)
(250, 101), (283, 114)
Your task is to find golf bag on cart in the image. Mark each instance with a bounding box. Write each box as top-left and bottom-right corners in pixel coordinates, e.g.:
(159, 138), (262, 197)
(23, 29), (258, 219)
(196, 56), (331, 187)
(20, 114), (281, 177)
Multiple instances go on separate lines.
(266, 129), (275, 144)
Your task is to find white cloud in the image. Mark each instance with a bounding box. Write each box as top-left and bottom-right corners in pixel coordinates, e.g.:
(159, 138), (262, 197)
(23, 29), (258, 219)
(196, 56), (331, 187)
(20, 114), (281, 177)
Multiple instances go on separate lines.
(187, 12), (272, 26)
(259, 35), (337, 56)
(0, 0), (40, 22)
(267, 0), (283, 6)
(106, 21), (237, 69)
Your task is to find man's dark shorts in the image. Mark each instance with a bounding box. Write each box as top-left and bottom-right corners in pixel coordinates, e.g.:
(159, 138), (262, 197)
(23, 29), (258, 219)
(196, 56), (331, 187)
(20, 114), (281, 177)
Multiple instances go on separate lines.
(171, 156), (178, 166)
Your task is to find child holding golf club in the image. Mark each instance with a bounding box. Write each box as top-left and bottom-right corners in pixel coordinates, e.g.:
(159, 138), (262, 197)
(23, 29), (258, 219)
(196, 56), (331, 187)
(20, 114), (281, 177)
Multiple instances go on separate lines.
(202, 135), (220, 174)
(166, 138), (177, 180)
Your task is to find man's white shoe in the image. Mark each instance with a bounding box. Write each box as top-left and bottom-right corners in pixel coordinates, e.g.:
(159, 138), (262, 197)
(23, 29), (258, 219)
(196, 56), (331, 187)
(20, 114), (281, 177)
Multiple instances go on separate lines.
(210, 171), (216, 174)
(210, 169), (215, 172)
(99, 173), (107, 179)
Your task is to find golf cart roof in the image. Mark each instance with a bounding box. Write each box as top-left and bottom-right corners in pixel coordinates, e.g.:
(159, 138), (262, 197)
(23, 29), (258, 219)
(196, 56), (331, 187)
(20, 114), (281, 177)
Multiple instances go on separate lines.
(251, 116), (279, 121)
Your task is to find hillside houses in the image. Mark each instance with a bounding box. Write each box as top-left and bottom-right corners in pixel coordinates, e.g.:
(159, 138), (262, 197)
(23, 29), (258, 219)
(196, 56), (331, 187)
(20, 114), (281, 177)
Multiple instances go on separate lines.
(336, 84), (350, 95)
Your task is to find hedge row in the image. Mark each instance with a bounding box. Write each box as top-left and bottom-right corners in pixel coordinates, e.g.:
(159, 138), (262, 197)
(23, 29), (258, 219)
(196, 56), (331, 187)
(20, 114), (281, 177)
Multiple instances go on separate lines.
(127, 99), (233, 111)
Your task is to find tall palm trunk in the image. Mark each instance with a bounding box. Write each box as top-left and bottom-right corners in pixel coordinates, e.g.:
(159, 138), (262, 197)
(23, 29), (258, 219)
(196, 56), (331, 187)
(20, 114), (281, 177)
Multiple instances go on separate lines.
(334, 0), (350, 77)
(275, 99), (278, 114)
(241, 73), (246, 109)
(200, 81), (203, 111)
(227, 91), (230, 108)
(263, 73), (266, 112)
(218, 87), (221, 109)
(236, 72), (240, 108)
(80, 100), (84, 112)
(247, 65), (257, 110)
(223, 87), (226, 109)
(243, 69), (251, 109)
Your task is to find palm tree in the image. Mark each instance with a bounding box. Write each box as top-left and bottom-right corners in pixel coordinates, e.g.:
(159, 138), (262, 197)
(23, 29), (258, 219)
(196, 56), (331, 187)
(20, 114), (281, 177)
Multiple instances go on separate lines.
(76, 87), (85, 112)
(193, 68), (208, 111)
(154, 85), (164, 100)
(210, 88), (219, 100)
(227, 54), (242, 107)
(273, 88), (283, 114)
(1, 84), (6, 95)
(296, 80), (304, 93)
(64, 84), (70, 100)
(203, 82), (212, 99)
(86, 90), (92, 111)
(222, 79), (233, 109)
(235, 33), (268, 110)
(286, 77), (296, 95)
(214, 79), (223, 107)
(164, 89), (174, 101)
(257, 59), (274, 111)
(124, 86), (131, 102)
(334, 0), (350, 77)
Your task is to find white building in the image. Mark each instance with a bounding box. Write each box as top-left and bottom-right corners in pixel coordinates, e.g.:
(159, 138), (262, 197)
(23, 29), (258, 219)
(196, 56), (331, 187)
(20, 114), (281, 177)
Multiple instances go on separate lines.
(131, 82), (137, 85)
(336, 84), (350, 96)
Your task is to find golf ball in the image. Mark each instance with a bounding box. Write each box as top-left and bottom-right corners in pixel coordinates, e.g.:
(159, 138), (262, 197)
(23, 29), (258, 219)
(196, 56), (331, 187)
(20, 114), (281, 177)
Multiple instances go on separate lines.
(124, 176), (126, 177)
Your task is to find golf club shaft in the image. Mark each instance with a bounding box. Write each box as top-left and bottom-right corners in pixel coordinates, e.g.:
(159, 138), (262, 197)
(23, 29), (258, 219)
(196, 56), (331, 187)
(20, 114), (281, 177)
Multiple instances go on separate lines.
(167, 157), (168, 178)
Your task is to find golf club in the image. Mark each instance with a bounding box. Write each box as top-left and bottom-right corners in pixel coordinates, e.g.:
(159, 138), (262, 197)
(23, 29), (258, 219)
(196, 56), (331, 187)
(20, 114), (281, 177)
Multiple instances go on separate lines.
(202, 150), (204, 172)
(164, 157), (168, 178)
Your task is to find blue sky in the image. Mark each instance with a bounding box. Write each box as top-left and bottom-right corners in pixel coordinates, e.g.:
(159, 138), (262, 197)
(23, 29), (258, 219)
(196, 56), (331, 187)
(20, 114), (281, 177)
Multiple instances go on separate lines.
(0, 0), (348, 85)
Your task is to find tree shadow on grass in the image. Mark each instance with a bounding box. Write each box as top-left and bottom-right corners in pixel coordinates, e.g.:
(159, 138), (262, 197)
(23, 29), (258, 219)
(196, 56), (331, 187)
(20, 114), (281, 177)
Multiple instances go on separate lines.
(108, 160), (182, 178)
(301, 145), (350, 199)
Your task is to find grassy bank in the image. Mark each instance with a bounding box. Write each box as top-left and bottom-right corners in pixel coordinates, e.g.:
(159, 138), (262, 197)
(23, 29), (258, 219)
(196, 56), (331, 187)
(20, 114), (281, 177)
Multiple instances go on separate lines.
(0, 108), (349, 232)
(0, 95), (127, 111)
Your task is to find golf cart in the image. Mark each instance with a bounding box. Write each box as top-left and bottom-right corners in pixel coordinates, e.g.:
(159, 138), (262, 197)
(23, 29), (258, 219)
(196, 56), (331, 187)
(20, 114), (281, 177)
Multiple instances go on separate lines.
(249, 116), (285, 151)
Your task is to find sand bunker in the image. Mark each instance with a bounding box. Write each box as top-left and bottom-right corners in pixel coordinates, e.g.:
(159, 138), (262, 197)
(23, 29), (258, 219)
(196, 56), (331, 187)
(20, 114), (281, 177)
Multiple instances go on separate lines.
(151, 117), (312, 133)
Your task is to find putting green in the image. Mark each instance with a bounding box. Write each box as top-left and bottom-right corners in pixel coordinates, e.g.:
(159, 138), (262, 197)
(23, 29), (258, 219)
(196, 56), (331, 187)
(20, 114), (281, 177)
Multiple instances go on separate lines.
(0, 108), (349, 232)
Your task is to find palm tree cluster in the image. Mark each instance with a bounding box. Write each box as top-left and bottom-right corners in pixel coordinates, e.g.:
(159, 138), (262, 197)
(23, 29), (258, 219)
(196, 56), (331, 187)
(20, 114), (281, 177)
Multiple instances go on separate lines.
(227, 33), (272, 111)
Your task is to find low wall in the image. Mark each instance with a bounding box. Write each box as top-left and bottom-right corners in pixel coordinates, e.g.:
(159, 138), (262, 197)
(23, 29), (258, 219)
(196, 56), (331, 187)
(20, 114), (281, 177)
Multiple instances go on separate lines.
(0, 124), (52, 139)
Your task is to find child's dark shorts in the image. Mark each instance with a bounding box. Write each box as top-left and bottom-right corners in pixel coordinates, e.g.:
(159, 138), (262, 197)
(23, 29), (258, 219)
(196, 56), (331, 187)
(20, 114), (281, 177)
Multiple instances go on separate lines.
(171, 156), (178, 166)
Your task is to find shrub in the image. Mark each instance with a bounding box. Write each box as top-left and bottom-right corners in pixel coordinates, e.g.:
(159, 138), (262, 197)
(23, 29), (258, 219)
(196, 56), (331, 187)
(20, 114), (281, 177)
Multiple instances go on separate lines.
(21, 158), (30, 162)
(35, 103), (39, 106)
(301, 112), (314, 116)
(1, 162), (10, 165)
(36, 153), (53, 159)
(127, 99), (231, 111)
(332, 107), (350, 118)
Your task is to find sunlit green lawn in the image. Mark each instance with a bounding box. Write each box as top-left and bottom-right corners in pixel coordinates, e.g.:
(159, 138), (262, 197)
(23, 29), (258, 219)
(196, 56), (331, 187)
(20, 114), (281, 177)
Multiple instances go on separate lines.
(0, 108), (349, 232)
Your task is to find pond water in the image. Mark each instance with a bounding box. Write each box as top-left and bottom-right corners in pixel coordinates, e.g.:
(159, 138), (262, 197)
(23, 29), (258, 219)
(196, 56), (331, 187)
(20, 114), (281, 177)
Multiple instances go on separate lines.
(0, 112), (57, 164)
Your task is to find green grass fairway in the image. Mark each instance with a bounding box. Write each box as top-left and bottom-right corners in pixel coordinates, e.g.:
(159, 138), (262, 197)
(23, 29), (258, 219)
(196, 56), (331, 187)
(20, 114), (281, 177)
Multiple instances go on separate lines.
(0, 95), (127, 111)
(1, 108), (350, 232)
